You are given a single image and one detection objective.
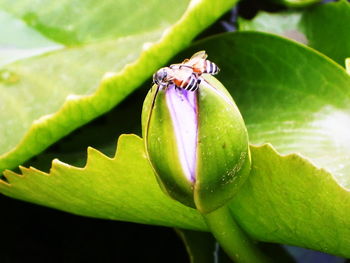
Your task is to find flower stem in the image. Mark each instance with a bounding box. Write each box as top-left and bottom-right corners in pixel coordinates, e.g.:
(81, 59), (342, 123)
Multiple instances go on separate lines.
(203, 205), (270, 263)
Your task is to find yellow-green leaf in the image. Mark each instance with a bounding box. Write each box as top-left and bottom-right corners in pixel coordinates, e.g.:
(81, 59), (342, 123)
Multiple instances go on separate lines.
(0, 0), (238, 173)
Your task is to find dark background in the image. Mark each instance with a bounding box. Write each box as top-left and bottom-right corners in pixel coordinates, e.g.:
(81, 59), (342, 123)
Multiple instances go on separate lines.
(0, 196), (188, 262)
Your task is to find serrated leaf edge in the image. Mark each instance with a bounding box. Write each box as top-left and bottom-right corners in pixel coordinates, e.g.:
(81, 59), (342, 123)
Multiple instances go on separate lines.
(1, 134), (347, 196)
(0, 0), (239, 173)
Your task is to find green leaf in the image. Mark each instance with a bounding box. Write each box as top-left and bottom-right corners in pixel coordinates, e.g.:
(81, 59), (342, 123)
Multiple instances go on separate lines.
(301, 0), (350, 66)
(270, 0), (321, 8)
(0, 10), (63, 66)
(1, 134), (206, 230)
(186, 31), (350, 256)
(0, 0), (238, 173)
(238, 11), (306, 43)
(189, 31), (350, 187)
(3, 135), (350, 257)
(231, 144), (350, 258)
(238, 0), (350, 66)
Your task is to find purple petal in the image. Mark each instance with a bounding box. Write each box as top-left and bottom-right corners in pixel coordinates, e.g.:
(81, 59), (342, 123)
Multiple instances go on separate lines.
(166, 85), (198, 182)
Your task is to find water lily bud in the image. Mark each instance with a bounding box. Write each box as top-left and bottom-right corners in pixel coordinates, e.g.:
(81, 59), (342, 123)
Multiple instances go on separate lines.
(142, 74), (251, 213)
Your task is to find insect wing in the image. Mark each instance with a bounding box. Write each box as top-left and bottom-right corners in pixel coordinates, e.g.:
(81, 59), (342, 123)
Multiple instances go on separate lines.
(172, 66), (192, 81)
(190, 50), (207, 61)
(184, 51), (207, 65)
(181, 51), (207, 75)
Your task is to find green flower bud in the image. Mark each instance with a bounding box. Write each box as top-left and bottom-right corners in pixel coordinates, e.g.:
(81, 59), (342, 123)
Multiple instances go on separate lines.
(142, 74), (251, 213)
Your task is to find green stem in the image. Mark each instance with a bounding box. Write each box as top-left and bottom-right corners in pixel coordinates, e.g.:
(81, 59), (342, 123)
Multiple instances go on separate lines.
(203, 205), (270, 263)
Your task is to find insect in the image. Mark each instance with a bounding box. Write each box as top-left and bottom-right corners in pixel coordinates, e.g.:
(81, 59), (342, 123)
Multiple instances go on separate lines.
(152, 51), (219, 92)
(175, 50), (220, 76)
(153, 66), (200, 91)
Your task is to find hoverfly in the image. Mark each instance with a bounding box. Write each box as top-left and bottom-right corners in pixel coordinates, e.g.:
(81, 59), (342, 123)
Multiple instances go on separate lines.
(152, 51), (219, 92)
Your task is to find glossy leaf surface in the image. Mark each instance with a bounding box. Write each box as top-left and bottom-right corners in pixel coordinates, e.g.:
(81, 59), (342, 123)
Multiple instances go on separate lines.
(188, 32), (350, 187)
(0, 0), (237, 173)
(238, 0), (350, 66)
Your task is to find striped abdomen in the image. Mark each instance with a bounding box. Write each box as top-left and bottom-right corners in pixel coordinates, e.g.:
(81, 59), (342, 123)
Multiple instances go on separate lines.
(191, 60), (219, 76)
(174, 73), (200, 91)
(204, 60), (219, 75)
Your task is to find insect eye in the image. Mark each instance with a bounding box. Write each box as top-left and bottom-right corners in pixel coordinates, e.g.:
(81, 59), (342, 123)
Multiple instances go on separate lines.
(161, 70), (167, 80)
(153, 73), (158, 84)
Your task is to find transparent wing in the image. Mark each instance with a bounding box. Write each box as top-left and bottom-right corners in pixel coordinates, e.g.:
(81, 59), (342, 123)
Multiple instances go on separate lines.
(172, 66), (193, 80)
(182, 50), (207, 66)
(191, 50), (207, 60)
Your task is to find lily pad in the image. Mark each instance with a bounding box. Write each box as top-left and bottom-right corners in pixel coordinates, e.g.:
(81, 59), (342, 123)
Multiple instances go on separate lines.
(1, 134), (206, 230)
(0, 0), (238, 173)
(2, 135), (350, 257)
(188, 32), (350, 187)
(238, 0), (350, 66)
(0, 10), (63, 66)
